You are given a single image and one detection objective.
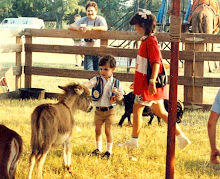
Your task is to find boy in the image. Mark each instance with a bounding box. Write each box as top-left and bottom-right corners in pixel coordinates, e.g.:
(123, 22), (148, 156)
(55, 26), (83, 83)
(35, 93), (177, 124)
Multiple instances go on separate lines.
(84, 55), (124, 159)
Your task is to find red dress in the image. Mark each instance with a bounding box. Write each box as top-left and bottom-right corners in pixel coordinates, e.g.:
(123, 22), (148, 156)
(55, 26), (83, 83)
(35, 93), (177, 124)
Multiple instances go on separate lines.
(133, 35), (168, 101)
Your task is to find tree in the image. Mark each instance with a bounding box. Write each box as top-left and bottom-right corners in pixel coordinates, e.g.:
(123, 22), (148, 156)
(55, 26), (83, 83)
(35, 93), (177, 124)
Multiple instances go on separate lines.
(44, 0), (85, 29)
(97, 0), (129, 29)
(11, 0), (46, 17)
(0, 0), (85, 29)
(0, 0), (14, 21)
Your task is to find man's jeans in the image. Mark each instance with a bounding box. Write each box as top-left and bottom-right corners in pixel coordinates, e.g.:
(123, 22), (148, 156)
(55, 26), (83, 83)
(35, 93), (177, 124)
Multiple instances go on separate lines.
(84, 55), (99, 71)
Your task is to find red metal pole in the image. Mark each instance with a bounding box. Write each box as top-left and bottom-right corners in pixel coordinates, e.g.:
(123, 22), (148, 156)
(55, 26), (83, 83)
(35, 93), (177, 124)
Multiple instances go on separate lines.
(165, 0), (181, 179)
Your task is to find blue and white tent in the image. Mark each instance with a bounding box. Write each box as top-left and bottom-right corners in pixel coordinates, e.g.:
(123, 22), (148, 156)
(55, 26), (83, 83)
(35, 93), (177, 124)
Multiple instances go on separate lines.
(156, 0), (168, 23)
(156, 0), (193, 23)
(184, 0), (192, 22)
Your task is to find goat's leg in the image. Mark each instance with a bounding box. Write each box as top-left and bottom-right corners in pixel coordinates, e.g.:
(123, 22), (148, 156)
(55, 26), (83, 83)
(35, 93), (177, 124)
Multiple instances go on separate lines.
(27, 153), (36, 179)
(8, 138), (20, 179)
(118, 114), (127, 127)
(148, 115), (154, 125)
(37, 151), (49, 179)
(63, 140), (72, 171)
(127, 115), (132, 126)
(157, 117), (161, 126)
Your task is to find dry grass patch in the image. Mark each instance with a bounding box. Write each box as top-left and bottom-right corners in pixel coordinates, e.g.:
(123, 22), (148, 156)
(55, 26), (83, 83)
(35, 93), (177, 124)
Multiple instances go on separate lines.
(0, 99), (220, 178)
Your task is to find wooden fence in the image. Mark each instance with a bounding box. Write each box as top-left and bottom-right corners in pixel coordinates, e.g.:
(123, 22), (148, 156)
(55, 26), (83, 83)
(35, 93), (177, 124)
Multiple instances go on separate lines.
(1, 29), (220, 108)
(0, 29), (22, 91)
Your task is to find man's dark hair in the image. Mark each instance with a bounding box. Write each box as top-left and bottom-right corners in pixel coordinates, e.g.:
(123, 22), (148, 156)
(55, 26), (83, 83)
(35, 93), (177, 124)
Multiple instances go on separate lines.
(99, 55), (116, 68)
(85, 1), (98, 11)
(129, 12), (156, 35)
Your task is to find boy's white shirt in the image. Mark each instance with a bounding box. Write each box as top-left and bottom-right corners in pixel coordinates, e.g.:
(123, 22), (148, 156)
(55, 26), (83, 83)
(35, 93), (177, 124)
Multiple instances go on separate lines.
(84, 75), (124, 107)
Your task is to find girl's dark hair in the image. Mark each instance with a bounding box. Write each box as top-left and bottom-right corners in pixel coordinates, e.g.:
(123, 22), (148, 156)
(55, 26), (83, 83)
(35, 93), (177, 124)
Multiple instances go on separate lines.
(129, 12), (156, 35)
(99, 55), (116, 68)
(86, 1), (98, 11)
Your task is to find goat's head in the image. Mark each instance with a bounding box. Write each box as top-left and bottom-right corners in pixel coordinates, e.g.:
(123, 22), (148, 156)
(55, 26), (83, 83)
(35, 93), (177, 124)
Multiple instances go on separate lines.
(58, 83), (93, 112)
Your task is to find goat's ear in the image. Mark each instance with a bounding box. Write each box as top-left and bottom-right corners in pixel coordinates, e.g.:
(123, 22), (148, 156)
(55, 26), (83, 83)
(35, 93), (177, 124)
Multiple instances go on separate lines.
(74, 86), (84, 95)
(58, 85), (65, 90)
(177, 100), (184, 111)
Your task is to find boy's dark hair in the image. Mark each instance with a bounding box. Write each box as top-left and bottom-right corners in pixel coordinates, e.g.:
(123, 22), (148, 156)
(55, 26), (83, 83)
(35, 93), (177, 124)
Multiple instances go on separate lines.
(99, 55), (116, 68)
(129, 12), (156, 36)
(86, 1), (98, 11)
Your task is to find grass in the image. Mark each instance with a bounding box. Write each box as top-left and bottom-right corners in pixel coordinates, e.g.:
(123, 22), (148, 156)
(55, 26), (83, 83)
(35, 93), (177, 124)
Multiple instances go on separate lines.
(1, 98), (220, 179)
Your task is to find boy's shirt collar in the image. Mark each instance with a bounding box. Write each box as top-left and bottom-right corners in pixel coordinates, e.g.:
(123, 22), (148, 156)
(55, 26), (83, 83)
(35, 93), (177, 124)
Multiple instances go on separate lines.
(100, 75), (113, 83)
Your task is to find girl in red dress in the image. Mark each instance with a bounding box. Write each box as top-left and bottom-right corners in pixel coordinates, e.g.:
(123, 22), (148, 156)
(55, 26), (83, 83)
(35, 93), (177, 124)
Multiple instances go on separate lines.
(119, 10), (191, 149)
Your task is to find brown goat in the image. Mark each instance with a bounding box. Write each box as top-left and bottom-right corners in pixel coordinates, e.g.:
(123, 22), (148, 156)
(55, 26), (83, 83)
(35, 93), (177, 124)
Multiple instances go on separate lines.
(27, 83), (93, 179)
(0, 124), (23, 179)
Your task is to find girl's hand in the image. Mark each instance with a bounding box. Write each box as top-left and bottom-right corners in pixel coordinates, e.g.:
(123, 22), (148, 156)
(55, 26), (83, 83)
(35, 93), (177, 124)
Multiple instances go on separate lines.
(148, 83), (156, 95)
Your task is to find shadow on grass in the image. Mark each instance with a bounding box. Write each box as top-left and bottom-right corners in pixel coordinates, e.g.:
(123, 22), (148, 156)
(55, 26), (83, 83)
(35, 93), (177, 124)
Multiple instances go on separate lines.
(184, 159), (220, 177)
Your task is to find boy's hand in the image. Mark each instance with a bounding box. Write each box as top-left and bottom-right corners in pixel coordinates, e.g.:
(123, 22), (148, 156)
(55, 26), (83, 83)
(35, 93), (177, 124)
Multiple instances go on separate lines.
(115, 93), (123, 101)
(112, 87), (123, 102)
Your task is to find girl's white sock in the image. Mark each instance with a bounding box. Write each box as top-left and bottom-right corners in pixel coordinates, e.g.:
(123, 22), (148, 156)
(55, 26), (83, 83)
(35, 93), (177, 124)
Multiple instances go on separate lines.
(130, 136), (139, 145)
(177, 133), (191, 149)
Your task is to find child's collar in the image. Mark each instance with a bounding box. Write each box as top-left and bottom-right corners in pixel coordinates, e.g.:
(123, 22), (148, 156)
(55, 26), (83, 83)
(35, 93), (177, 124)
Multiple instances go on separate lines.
(140, 33), (154, 41)
(101, 75), (113, 82)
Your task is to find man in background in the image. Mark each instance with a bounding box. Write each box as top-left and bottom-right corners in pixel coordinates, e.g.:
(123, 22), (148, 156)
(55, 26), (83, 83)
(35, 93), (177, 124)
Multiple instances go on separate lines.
(68, 1), (108, 71)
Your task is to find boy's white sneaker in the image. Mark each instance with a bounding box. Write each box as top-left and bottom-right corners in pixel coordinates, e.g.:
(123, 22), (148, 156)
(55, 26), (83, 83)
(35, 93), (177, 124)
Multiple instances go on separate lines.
(177, 137), (191, 149)
(118, 139), (138, 149)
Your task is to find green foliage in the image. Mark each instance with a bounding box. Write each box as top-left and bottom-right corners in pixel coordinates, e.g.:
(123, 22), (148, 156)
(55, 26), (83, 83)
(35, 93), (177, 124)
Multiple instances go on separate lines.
(11, 0), (46, 17)
(97, 0), (129, 29)
(0, 0), (14, 20)
(1, 0), (219, 30)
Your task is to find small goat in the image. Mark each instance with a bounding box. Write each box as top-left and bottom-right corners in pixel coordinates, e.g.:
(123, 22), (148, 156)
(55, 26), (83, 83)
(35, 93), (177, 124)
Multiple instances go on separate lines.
(27, 83), (93, 179)
(119, 92), (184, 127)
(0, 124), (23, 179)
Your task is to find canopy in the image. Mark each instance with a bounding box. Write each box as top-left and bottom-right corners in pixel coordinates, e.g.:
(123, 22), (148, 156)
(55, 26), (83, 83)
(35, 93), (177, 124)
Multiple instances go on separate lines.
(184, 0), (192, 22)
(156, 0), (168, 23)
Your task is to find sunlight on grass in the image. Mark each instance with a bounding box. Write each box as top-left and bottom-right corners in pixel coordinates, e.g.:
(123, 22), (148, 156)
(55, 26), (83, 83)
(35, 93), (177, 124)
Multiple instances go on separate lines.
(0, 98), (220, 178)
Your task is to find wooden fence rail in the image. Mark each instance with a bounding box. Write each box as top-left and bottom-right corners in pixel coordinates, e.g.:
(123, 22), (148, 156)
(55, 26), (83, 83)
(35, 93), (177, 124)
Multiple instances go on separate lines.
(0, 33), (22, 90)
(1, 29), (220, 107)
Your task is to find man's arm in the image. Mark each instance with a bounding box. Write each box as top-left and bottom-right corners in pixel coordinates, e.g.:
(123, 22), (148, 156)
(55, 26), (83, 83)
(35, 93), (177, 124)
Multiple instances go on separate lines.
(91, 24), (107, 31)
(68, 23), (80, 31)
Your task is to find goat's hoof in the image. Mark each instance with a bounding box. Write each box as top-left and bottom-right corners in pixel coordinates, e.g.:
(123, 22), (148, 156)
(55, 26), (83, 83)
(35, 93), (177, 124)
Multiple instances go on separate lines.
(128, 122), (132, 127)
(63, 164), (72, 172)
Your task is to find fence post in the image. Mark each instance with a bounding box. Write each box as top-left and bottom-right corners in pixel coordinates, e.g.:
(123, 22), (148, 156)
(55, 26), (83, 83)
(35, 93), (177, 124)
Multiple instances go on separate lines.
(184, 42), (204, 104)
(15, 36), (22, 90)
(25, 35), (32, 88)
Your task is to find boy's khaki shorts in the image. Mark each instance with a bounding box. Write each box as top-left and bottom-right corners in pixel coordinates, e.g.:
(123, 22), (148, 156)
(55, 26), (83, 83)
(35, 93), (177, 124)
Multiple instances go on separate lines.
(94, 108), (116, 125)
